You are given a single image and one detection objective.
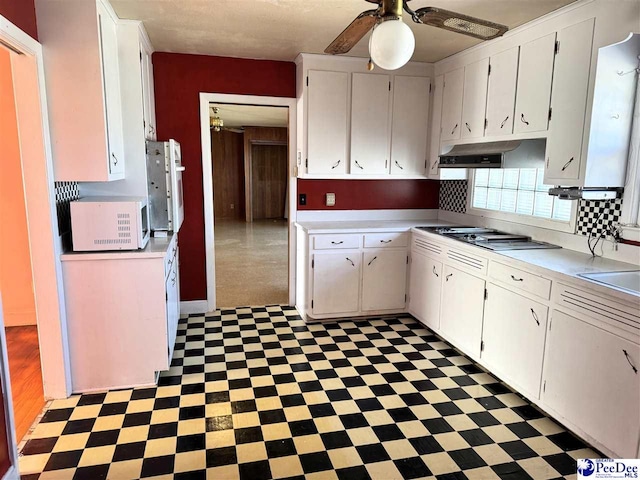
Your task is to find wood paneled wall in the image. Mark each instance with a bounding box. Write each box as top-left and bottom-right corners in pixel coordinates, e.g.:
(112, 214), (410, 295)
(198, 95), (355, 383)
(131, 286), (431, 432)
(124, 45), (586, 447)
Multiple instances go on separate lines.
(252, 145), (288, 220)
(211, 130), (245, 220)
(243, 127), (288, 222)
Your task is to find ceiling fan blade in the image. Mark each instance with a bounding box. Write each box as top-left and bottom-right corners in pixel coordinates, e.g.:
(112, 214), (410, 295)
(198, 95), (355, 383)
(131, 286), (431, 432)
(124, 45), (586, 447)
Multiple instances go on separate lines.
(325, 9), (378, 55)
(414, 7), (508, 41)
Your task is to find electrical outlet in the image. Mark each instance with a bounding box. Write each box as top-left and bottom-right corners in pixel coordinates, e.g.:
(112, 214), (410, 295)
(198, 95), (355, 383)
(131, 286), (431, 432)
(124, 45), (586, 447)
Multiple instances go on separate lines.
(326, 193), (336, 207)
(230, 204), (234, 210)
(299, 193), (306, 206)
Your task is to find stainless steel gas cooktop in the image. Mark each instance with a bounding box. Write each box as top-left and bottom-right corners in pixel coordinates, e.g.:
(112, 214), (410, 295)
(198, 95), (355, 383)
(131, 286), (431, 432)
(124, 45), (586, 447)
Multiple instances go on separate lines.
(415, 226), (561, 251)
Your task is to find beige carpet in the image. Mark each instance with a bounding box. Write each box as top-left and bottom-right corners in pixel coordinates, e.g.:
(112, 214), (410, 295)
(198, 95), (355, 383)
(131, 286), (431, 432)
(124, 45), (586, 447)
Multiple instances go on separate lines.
(214, 218), (288, 308)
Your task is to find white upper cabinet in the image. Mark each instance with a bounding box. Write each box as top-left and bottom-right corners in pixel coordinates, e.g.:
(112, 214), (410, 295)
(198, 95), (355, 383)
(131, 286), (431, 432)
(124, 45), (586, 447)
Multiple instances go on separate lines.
(544, 18), (595, 183)
(306, 70), (349, 174)
(440, 68), (465, 142)
(390, 76), (430, 175)
(513, 33), (557, 134)
(486, 47), (519, 137)
(428, 75), (445, 176)
(35, 0), (126, 181)
(461, 58), (489, 139)
(140, 36), (157, 141)
(351, 74), (391, 174)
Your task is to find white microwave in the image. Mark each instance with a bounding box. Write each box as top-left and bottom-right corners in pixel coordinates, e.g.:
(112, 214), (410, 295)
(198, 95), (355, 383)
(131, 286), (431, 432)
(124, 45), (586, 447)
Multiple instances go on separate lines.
(70, 196), (150, 251)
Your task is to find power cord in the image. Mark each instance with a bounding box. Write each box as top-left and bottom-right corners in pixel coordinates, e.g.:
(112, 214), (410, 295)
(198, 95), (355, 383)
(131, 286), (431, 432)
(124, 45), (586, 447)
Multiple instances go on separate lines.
(587, 200), (613, 257)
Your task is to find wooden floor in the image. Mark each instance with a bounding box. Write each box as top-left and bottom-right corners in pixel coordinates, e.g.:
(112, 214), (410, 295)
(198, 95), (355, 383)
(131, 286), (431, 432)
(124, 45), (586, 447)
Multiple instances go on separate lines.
(6, 326), (44, 442)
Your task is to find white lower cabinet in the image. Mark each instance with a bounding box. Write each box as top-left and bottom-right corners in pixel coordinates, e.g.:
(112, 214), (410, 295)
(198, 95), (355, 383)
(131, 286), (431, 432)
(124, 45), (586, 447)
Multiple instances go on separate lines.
(482, 284), (548, 399)
(542, 310), (640, 458)
(362, 250), (408, 311)
(440, 265), (485, 359)
(307, 232), (408, 319)
(165, 248), (180, 364)
(408, 253), (442, 331)
(311, 251), (361, 316)
(61, 235), (180, 392)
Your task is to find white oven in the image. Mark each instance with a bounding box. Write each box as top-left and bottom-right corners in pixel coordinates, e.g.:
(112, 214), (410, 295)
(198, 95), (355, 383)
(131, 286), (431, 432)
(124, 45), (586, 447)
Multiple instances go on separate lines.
(146, 139), (185, 234)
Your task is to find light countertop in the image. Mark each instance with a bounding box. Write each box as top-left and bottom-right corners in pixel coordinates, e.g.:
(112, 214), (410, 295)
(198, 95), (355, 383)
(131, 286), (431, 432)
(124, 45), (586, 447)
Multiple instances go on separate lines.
(295, 220), (454, 234)
(61, 234), (175, 262)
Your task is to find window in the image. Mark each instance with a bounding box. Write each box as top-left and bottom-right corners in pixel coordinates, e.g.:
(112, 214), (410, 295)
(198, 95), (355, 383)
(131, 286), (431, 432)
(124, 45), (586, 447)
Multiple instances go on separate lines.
(472, 168), (573, 222)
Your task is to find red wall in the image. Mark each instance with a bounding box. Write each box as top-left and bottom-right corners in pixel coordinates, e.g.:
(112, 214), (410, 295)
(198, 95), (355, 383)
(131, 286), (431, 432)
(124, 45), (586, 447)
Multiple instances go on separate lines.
(153, 53), (296, 301)
(0, 0), (37, 40)
(153, 52), (440, 302)
(298, 179), (439, 210)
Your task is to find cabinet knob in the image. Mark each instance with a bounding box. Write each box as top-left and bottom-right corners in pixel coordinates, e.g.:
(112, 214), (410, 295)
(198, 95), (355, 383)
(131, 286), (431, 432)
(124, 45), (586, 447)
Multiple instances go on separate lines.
(530, 308), (540, 326)
(331, 159), (341, 169)
(500, 116), (509, 129)
(445, 273), (453, 281)
(354, 160), (364, 170)
(431, 159), (439, 170)
(394, 160), (404, 170)
(623, 349), (638, 374)
(112, 153), (118, 165)
(345, 257), (355, 267)
(510, 275), (524, 282)
(432, 266), (439, 277)
(520, 113), (530, 126)
(561, 157), (574, 171)
(367, 256), (377, 266)
(465, 122), (471, 133)
(451, 124), (458, 135)
(331, 241), (343, 245)
(379, 240), (392, 244)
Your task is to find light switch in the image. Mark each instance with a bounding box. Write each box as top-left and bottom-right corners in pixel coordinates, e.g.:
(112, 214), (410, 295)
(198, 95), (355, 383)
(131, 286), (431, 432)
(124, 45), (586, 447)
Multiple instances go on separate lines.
(326, 193), (336, 207)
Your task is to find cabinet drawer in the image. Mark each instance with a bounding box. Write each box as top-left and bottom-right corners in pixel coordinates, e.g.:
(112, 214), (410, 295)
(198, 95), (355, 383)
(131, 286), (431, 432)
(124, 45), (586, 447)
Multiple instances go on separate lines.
(489, 261), (551, 300)
(313, 234), (361, 250)
(553, 283), (640, 339)
(364, 232), (408, 249)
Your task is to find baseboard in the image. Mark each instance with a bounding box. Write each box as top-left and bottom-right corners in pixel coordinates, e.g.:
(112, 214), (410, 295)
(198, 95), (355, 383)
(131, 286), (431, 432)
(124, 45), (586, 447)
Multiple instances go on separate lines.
(3, 465), (18, 480)
(180, 300), (210, 315)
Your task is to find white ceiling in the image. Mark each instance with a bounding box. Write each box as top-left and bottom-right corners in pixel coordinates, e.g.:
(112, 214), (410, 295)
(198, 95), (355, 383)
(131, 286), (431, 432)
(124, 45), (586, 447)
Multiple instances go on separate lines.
(111, 0), (577, 63)
(210, 104), (288, 129)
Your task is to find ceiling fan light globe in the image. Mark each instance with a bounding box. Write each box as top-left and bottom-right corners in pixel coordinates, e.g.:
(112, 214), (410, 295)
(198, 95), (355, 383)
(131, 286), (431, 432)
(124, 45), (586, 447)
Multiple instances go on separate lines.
(369, 20), (415, 70)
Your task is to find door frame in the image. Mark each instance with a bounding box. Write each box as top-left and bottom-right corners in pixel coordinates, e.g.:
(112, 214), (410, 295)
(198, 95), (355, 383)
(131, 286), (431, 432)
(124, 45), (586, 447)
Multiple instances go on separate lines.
(246, 138), (288, 223)
(198, 93), (297, 313)
(0, 15), (72, 401)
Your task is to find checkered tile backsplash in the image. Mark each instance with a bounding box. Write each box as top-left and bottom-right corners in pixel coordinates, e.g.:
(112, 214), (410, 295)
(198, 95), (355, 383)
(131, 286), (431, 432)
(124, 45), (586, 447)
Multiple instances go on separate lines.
(439, 180), (468, 214)
(575, 198), (623, 237)
(54, 181), (79, 251)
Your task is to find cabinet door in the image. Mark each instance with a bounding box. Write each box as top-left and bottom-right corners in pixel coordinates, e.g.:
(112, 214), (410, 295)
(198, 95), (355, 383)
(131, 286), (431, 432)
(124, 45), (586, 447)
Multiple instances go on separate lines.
(514, 33), (556, 134)
(486, 47), (519, 136)
(351, 73), (391, 174)
(461, 58), (489, 139)
(362, 249), (407, 311)
(390, 76), (430, 175)
(427, 75), (444, 177)
(440, 265), (485, 358)
(307, 70), (349, 174)
(543, 311), (640, 458)
(166, 256), (179, 364)
(140, 43), (157, 141)
(440, 68), (464, 142)
(312, 252), (360, 315)
(544, 18), (595, 183)
(482, 284), (548, 399)
(97, 1), (125, 176)
(409, 253), (442, 331)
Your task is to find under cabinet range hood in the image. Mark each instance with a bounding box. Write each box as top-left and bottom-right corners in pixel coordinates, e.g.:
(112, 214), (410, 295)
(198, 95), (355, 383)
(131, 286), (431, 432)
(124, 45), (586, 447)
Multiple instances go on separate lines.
(548, 32), (640, 201)
(439, 139), (546, 169)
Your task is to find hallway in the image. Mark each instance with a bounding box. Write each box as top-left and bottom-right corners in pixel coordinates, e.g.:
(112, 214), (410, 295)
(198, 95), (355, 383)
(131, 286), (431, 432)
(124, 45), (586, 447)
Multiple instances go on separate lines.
(214, 219), (288, 308)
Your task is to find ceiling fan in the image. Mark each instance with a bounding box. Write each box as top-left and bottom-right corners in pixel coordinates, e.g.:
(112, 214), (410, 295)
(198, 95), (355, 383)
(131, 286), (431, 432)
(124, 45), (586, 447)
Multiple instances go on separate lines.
(325, 0), (508, 70)
(209, 107), (244, 134)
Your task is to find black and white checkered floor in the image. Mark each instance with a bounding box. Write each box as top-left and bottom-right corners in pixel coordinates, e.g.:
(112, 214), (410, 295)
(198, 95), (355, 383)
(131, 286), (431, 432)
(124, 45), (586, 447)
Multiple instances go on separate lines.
(19, 306), (597, 479)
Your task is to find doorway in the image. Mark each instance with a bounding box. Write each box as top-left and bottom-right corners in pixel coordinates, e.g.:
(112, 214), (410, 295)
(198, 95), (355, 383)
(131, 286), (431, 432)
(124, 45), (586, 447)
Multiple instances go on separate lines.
(209, 104), (289, 308)
(0, 48), (44, 442)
